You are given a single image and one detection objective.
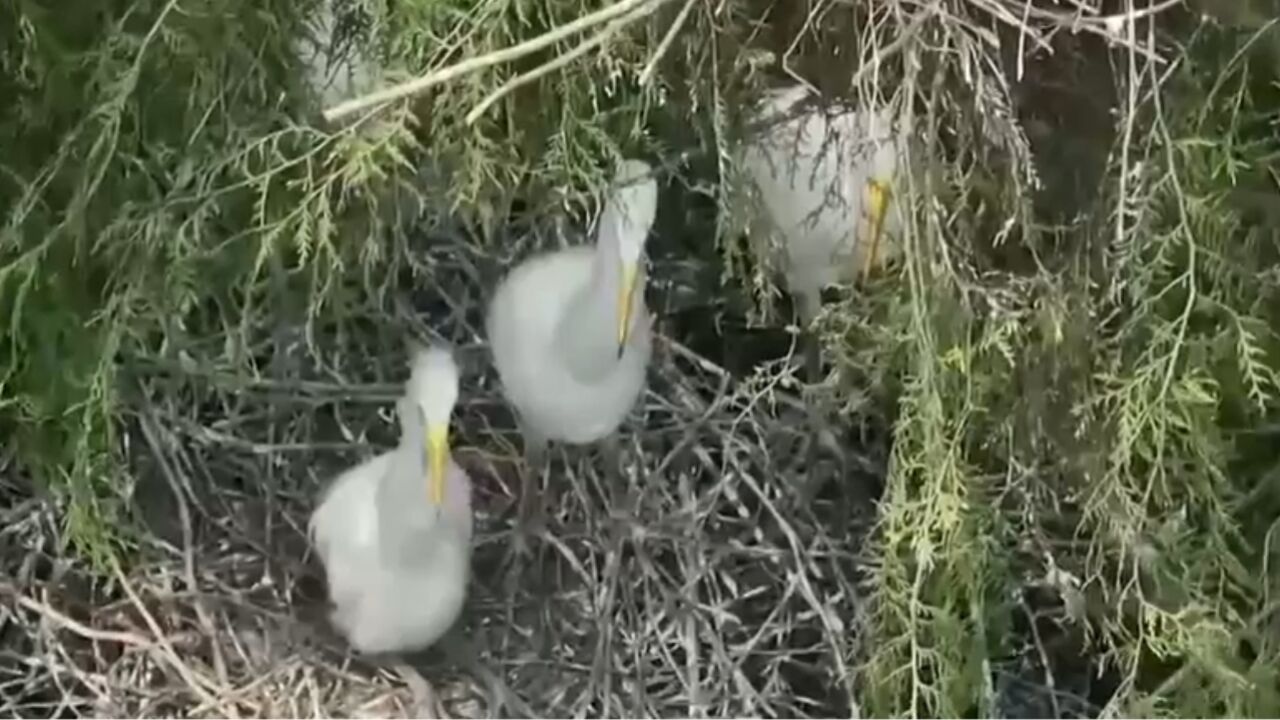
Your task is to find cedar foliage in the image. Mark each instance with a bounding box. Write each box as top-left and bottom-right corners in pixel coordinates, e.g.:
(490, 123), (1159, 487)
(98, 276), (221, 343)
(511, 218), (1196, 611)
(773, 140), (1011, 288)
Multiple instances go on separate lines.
(2, 0), (1278, 715)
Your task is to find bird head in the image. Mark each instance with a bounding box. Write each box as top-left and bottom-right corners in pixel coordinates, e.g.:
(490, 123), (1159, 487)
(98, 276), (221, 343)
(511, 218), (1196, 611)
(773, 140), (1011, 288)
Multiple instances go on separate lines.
(603, 159), (658, 356)
(406, 345), (459, 506)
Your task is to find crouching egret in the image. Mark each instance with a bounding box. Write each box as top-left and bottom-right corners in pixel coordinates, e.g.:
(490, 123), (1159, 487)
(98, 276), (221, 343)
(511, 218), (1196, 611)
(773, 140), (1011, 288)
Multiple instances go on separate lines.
(486, 159), (658, 537)
(308, 345), (472, 713)
(741, 84), (909, 380)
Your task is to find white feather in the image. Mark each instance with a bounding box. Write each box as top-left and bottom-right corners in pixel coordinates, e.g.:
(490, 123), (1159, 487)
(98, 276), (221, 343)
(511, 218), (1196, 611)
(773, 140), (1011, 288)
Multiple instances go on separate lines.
(487, 161), (657, 445)
(487, 246), (652, 444)
(308, 349), (473, 655)
(742, 85), (906, 303)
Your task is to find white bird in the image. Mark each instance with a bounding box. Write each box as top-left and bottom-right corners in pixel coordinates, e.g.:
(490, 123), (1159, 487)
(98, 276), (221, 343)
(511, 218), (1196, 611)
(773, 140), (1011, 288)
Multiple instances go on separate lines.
(486, 159), (658, 533)
(741, 84), (908, 379)
(308, 345), (473, 657)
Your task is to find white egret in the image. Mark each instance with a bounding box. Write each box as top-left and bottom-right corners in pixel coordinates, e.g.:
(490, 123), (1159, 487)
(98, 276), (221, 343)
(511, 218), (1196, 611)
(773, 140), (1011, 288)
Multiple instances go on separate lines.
(741, 84), (908, 380)
(486, 159), (658, 535)
(308, 345), (472, 714)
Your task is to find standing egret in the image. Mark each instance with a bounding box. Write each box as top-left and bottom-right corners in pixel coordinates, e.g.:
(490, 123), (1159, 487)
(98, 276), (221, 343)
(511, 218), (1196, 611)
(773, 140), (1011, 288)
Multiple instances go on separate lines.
(308, 345), (472, 714)
(486, 159), (658, 537)
(741, 84), (908, 380)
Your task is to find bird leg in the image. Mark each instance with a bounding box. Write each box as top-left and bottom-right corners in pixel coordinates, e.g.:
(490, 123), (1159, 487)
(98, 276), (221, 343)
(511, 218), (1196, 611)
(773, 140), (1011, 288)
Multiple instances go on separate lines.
(797, 290), (823, 385)
(804, 332), (823, 386)
(601, 432), (634, 522)
(390, 659), (445, 719)
(514, 424), (549, 554)
(522, 423), (549, 476)
(799, 406), (848, 507)
(794, 287), (848, 502)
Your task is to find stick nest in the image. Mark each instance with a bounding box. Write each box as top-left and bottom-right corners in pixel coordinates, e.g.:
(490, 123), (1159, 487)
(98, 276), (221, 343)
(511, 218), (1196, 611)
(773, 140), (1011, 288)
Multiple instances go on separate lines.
(5, 0), (1280, 717)
(1, 214), (894, 717)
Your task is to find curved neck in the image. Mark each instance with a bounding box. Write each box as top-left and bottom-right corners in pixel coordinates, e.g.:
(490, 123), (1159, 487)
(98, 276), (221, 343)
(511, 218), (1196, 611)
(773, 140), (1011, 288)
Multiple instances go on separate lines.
(377, 399), (441, 537)
(554, 229), (631, 382)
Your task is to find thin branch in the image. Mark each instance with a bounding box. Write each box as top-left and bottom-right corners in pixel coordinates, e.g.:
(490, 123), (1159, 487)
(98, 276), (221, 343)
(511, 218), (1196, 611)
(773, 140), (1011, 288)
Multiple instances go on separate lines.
(464, 2), (661, 125)
(108, 558), (225, 709)
(846, 5), (935, 91)
(135, 398), (237, 716)
(322, 0), (663, 124)
(639, 0), (698, 86)
(1, 584), (153, 648)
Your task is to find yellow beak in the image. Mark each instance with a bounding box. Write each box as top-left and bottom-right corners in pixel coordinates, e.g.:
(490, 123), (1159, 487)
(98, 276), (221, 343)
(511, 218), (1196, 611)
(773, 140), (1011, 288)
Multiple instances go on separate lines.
(861, 179), (892, 281)
(617, 261), (638, 351)
(425, 424), (450, 505)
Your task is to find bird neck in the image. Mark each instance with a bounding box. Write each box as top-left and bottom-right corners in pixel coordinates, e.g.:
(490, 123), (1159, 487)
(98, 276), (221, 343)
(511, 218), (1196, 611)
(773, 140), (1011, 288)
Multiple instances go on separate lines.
(377, 401), (444, 539)
(554, 231), (631, 382)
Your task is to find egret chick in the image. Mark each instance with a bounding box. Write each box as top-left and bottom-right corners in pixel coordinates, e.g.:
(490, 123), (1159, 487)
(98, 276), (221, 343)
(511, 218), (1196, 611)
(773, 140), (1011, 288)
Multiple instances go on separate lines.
(741, 84), (908, 380)
(486, 159), (658, 533)
(308, 346), (472, 711)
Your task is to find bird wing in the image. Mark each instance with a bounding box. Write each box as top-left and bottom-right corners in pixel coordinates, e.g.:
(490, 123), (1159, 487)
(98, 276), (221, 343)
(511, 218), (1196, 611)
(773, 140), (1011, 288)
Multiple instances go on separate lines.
(309, 453), (388, 609)
(487, 247), (591, 377)
(486, 246), (651, 443)
(334, 459), (474, 655)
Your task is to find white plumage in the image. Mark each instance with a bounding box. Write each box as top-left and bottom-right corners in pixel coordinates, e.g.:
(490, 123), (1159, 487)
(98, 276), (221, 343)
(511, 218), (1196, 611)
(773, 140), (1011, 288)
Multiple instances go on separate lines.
(308, 346), (473, 655)
(486, 159), (658, 447)
(742, 84), (907, 323)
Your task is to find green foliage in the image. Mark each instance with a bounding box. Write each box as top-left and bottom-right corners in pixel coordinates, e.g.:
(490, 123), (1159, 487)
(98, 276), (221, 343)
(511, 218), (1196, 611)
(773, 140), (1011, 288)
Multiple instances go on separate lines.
(0, 0), (685, 562)
(0, 0), (337, 561)
(333, 0), (674, 223)
(848, 18), (1280, 717)
(1083, 26), (1280, 714)
(0, 0), (695, 564)
(3, 0), (1279, 716)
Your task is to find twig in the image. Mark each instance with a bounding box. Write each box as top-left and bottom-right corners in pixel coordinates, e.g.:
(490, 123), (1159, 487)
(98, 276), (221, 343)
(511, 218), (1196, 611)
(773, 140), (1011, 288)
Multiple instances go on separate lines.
(135, 399), (237, 716)
(322, 0), (662, 124)
(1, 584), (153, 648)
(734, 468), (858, 716)
(656, 333), (729, 378)
(638, 0), (698, 86)
(108, 558), (225, 709)
(677, 471), (704, 718)
(187, 665), (289, 717)
(130, 356), (402, 399)
(10, 195), (891, 716)
(464, 2), (661, 125)
(1020, 599), (1061, 720)
(848, 4), (935, 88)
(1079, 0), (1183, 26)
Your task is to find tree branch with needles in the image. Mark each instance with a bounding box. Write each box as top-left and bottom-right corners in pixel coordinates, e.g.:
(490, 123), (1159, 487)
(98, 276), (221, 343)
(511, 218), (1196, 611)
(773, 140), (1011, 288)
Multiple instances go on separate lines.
(321, 0), (671, 125)
(465, 2), (661, 125)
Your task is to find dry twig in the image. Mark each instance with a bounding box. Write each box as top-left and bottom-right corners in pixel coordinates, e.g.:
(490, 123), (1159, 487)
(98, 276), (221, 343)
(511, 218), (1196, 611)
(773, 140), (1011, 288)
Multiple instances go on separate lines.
(322, 0), (666, 124)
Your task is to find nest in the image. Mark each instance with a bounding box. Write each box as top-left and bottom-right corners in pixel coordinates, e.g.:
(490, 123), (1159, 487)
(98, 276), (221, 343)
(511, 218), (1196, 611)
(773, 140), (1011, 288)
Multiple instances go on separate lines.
(0, 213), (891, 718)
(5, 0), (1247, 714)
